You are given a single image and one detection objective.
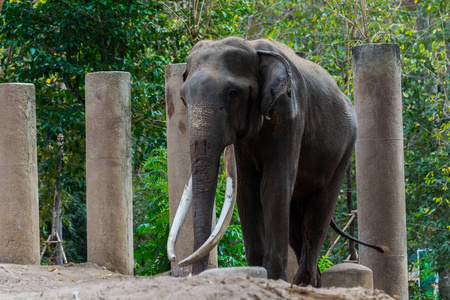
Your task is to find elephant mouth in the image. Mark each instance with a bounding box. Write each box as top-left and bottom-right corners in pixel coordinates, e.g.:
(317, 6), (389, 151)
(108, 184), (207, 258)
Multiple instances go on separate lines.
(167, 144), (237, 267)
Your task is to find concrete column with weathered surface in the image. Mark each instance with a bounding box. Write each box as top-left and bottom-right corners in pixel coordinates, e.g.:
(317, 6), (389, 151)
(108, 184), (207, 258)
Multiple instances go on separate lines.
(439, 270), (450, 300)
(322, 263), (373, 289)
(353, 44), (408, 299)
(0, 83), (40, 265)
(85, 71), (133, 275)
(166, 64), (218, 276)
(166, 63), (193, 276)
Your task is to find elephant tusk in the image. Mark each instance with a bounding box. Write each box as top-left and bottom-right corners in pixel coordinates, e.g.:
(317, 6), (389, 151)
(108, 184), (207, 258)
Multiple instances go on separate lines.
(167, 175), (193, 262)
(178, 177), (235, 267)
(178, 144), (237, 267)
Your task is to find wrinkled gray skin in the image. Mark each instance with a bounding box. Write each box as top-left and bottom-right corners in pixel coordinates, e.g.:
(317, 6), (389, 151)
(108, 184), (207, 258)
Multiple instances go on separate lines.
(180, 37), (357, 287)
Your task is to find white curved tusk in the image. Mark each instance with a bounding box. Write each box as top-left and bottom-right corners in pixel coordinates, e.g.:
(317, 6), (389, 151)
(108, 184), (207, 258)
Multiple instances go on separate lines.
(167, 175), (193, 262)
(178, 177), (236, 267)
(178, 145), (237, 267)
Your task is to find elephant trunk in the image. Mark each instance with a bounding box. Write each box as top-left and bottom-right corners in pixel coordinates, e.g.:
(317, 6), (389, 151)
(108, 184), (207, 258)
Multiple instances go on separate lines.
(167, 145), (237, 273)
(167, 104), (237, 274)
(189, 137), (222, 273)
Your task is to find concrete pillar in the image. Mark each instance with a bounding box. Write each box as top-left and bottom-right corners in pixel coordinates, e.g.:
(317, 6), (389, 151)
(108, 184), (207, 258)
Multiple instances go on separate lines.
(85, 71), (133, 275)
(439, 270), (450, 300)
(353, 44), (408, 299)
(166, 63), (192, 276)
(0, 83), (40, 265)
(165, 64), (217, 276)
(322, 263), (373, 289)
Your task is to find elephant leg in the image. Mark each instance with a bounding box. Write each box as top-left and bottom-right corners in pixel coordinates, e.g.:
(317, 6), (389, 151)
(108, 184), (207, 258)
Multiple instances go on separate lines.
(260, 163), (297, 280)
(235, 150), (264, 266)
(292, 189), (332, 287)
(289, 196), (304, 264)
(293, 158), (351, 287)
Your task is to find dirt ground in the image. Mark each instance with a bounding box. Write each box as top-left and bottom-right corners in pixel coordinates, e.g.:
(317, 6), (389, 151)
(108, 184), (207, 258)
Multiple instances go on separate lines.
(0, 263), (395, 300)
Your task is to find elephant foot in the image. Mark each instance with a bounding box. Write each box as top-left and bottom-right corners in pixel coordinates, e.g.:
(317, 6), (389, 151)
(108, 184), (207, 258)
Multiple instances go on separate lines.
(267, 269), (288, 281)
(292, 267), (321, 288)
(263, 255), (288, 281)
(264, 262), (287, 281)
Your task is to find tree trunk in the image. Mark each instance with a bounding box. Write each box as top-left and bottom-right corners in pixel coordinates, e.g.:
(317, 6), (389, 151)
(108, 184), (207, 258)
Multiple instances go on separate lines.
(50, 134), (64, 264)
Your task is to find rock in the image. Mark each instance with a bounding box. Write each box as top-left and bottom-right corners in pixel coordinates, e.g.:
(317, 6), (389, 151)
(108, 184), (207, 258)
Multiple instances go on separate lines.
(199, 266), (267, 278)
(322, 263), (373, 289)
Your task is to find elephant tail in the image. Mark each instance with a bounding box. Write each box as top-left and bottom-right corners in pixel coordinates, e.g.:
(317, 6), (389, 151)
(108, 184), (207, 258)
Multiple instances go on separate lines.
(330, 218), (390, 253)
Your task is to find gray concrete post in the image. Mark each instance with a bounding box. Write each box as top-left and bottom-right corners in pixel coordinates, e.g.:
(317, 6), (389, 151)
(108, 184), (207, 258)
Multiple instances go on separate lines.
(439, 270), (450, 300)
(85, 71), (133, 275)
(166, 63), (193, 276)
(0, 83), (40, 265)
(352, 44), (408, 299)
(165, 64), (218, 276)
(322, 263), (373, 289)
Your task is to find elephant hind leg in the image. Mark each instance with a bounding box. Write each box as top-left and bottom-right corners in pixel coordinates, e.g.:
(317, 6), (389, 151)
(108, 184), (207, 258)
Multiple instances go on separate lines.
(290, 195), (323, 287)
(293, 171), (351, 286)
(292, 148), (352, 287)
(291, 189), (332, 287)
(289, 196), (303, 263)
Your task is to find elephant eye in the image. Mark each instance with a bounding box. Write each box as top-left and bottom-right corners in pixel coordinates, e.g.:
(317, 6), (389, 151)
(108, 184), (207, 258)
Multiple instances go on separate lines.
(228, 89), (239, 98)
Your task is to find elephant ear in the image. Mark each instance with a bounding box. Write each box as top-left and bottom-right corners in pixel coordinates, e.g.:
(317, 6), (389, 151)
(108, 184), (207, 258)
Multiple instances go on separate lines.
(257, 50), (292, 119)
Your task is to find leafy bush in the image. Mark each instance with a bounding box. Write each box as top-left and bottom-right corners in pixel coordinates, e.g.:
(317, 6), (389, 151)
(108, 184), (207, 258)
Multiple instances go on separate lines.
(218, 224), (246, 267)
(318, 256), (334, 273)
(134, 148), (170, 276)
(134, 149), (247, 275)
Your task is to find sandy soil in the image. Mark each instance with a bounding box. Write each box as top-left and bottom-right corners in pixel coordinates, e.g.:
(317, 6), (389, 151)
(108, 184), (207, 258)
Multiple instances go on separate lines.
(0, 263), (394, 299)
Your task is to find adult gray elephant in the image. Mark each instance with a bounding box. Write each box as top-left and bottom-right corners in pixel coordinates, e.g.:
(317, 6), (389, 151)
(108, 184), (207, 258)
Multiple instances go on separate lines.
(167, 37), (385, 287)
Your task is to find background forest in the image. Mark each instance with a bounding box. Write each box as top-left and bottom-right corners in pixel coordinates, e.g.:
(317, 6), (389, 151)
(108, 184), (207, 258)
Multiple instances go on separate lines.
(0, 0), (449, 299)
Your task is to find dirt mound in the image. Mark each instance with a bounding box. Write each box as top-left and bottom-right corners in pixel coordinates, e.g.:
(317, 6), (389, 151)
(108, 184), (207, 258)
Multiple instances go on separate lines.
(0, 263), (394, 299)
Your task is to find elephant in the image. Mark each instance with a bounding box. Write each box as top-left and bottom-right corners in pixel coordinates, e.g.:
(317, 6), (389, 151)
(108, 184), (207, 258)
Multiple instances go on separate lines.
(167, 37), (387, 287)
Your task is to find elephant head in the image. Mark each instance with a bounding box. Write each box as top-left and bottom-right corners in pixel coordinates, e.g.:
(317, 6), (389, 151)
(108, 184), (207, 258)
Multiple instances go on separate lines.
(167, 37), (294, 274)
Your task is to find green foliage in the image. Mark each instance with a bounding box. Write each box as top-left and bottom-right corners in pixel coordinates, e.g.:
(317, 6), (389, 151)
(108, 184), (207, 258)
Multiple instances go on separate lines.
(1, 1), (449, 291)
(397, 0), (450, 276)
(409, 250), (439, 299)
(160, 0), (254, 44)
(247, 0), (450, 276)
(0, 0), (185, 263)
(318, 256), (334, 273)
(218, 224), (246, 267)
(134, 150), (246, 274)
(134, 148), (170, 276)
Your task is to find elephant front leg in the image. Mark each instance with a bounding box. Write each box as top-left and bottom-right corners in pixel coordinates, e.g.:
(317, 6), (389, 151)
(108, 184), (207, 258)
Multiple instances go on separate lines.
(260, 164), (296, 281)
(236, 151), (265, 267)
